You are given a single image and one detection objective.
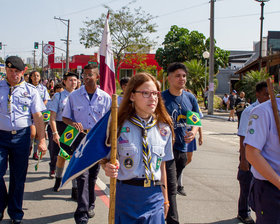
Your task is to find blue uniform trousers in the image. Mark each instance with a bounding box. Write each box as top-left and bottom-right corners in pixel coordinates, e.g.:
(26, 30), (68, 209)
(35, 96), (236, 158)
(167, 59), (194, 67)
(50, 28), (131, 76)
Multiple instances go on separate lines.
(115, 181), (165, 224)
(74, 163), (100, 223)
(237, 169), (253, 218)
(0, 127), (30, 220)
(249, 178), (280, 224)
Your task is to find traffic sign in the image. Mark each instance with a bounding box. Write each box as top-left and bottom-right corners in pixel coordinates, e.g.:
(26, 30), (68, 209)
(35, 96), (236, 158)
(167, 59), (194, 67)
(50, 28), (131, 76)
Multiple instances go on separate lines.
(43, 44), (54, 55)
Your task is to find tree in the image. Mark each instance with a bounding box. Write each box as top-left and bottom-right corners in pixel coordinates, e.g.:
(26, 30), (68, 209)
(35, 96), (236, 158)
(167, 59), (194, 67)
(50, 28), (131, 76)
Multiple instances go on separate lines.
(155, 25), (229, 72)
(80, 6), (157, 74)
(184, 60), (205, 95)
(236, 70), (269, 102)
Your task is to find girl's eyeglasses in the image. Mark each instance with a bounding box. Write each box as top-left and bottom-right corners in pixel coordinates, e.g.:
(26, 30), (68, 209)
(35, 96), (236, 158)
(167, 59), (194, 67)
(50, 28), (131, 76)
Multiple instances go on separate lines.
(133, 90), (160, 98)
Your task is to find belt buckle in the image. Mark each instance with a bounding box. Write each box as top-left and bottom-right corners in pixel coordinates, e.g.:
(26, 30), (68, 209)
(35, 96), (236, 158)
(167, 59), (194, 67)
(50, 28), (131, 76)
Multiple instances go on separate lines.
(144, 179), (151, 187)
(11, 130), (17, 135)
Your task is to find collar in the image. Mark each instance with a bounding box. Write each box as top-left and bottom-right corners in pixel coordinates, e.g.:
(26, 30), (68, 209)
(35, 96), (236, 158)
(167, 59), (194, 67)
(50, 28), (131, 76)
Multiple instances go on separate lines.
(80, 85), (101, 97)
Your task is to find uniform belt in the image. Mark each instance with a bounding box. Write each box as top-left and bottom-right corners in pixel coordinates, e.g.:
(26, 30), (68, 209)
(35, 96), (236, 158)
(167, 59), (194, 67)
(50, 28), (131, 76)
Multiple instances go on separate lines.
(117, 179), (162, 187)
(0, 127), (28, 135)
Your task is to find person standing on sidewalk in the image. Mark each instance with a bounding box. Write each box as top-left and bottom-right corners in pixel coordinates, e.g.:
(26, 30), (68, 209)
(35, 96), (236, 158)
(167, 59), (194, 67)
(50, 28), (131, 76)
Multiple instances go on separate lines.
(0, 56), (47, 224)
(62, 64), (111, 224)
(228, 90), (237, 121)
(162, 62), (200, 224)
(245, 92), (280, 224)
(48, 72), (78, 198)
(236, 81), (269, 224)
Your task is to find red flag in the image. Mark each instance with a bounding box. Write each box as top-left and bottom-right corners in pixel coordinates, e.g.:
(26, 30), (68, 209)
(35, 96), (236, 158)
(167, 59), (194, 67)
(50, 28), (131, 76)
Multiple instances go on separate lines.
(99, 12), (116, 96)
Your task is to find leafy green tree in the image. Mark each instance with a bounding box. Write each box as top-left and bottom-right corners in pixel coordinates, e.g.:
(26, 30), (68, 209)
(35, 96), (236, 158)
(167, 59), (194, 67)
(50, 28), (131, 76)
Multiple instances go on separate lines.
(0, 57), (4, 64)
(80, 6), (157, 73)
(155, 25), (229, 72)
(237, 70), (269, 102)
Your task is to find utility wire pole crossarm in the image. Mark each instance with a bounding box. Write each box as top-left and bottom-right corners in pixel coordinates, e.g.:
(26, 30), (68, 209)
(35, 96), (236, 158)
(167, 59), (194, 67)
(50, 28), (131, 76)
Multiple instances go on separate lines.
(54, 16), (70, 73)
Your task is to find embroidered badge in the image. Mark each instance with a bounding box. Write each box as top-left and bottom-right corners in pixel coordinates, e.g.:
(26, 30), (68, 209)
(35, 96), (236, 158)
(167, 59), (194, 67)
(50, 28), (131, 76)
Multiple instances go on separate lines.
(156, 157), (162, 170)
(98, 96), (102, 101)
(23, 92), (28, 97)
(121, 127), (130, 133)
(22, 105), (27, 111)
(250, 114), (259, 120)
(124, 157), (133, 169)
(249, 129), (255, 134)
(160, 128), (167, 136)
(248, 120), (253, 126)
(118, 136), (129, 144)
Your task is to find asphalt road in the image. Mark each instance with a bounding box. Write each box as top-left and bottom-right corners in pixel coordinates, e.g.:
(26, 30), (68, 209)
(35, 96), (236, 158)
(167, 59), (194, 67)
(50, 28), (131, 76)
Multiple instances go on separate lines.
(1, 116), (254, 224)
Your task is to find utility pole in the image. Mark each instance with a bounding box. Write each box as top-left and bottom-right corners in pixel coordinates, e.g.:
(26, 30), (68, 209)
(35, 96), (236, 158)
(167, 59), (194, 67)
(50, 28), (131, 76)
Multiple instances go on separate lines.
(42, 41), (44, 78)
(208, 0), (215, 115)
(54, 17), (70, 72)
(33, 50), (36, 70)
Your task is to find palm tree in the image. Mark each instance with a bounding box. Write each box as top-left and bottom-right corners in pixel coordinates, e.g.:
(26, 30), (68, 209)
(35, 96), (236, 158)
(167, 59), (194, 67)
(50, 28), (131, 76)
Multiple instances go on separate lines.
(184, 59), (206, 95)
(237, 69), (269, 102)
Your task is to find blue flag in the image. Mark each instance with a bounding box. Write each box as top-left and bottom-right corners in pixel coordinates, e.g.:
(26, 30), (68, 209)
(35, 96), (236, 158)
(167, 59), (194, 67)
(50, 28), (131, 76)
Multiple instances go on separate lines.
(59, 111), (111, 190)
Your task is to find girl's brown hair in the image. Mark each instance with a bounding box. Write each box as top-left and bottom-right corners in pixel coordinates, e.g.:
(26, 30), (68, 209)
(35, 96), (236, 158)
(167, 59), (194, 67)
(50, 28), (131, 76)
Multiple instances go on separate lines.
(118, 72), (174, 140)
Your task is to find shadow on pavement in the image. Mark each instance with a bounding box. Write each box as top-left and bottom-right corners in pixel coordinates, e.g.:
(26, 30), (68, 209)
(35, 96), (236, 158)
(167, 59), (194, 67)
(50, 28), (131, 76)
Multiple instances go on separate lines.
(24, 212), (74, 223)
(24, 187), (73, 201)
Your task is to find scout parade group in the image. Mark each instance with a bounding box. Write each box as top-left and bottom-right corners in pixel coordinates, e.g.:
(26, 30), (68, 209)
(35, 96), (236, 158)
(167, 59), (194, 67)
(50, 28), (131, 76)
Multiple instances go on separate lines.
(0, 55), (279, 224)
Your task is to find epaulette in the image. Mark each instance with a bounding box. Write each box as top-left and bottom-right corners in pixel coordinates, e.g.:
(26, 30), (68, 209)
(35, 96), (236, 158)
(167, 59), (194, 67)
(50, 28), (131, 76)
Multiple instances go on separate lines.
(26, 83), (36, 89)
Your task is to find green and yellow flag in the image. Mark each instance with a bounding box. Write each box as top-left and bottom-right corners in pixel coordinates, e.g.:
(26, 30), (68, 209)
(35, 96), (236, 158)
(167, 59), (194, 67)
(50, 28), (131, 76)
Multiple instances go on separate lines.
(186, 111), (202, 127)
(59, 147), (70, 161)
(59, 125), (79, 146)
(42, 110), (50, 122)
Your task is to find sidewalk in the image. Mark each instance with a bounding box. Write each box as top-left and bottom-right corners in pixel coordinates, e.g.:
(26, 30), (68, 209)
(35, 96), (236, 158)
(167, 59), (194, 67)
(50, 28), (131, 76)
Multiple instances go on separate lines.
(201, 108), (231, 121)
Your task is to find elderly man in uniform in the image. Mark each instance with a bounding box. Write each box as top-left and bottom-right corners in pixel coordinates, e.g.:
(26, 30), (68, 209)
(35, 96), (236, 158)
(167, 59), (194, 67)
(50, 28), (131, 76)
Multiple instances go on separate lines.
(62, 64), (111, 224)
(0, 56), (47, 223)
(245, 92), (280, 224)
(237, 81), (269, 224)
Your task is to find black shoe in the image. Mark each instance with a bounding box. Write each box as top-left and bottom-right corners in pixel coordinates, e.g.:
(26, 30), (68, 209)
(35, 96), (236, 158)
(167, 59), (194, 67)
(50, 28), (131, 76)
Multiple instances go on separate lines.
(0, 212), (3, 221)
(53, 177), (62, 192)
(88, 208), (95, 218)
(177, 185), (187, 196)
(237, 215), (255, 224)
(71, 187), (78, 201)
(11, 220), (22, 224)
(78, 220), (88, 224)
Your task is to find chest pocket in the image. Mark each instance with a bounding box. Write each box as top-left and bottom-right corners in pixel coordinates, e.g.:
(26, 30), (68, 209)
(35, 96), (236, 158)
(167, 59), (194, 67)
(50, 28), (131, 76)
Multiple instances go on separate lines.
(73, 106), (84, 117)
(118, 146), (139, 170)
(16, 97), (32, 112)
(151, 145), (165, 172)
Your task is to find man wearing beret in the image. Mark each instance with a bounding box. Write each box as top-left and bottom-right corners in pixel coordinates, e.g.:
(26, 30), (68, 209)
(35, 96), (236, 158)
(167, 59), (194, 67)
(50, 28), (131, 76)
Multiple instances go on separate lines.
(0, 56), (47, 223)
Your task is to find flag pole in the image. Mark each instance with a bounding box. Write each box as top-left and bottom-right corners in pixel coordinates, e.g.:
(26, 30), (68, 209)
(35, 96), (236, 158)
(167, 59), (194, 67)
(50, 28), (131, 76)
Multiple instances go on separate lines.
(266, 78), (280, 142)
(109, 94), (118, 224)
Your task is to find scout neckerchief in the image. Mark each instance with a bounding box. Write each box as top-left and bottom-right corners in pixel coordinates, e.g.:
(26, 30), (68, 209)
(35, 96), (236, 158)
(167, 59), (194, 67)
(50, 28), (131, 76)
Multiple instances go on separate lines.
(129, 115), (157, 182)
(6, 77), (25, 113)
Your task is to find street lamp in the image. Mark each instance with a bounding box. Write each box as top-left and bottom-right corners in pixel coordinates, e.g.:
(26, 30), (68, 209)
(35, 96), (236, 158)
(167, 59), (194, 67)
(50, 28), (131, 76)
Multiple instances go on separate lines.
(255, 0), (270, 71)
(203, 51), (210, 90)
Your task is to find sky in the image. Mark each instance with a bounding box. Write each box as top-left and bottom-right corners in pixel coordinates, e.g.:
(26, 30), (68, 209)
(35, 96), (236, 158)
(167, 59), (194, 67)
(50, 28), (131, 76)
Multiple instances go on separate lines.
(1, 0), (280, 62)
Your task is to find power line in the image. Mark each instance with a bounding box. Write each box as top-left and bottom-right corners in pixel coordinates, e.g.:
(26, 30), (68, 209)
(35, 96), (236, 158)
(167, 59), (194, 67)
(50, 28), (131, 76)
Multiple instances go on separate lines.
(151, 1), (209, 19)
(59, 0), (124, 17)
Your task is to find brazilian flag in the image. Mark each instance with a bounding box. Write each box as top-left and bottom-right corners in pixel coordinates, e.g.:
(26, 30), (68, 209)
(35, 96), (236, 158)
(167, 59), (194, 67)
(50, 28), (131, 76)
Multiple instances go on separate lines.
(59, 125), (79, 146)
(42, 110), (50, 122)
(186, 111), (202, 127)
(59, 147), (70, 161)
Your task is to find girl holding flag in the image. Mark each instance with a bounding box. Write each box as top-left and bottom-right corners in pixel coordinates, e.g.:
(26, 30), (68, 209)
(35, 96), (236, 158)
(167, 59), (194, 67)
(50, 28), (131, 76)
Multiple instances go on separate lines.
(102, 72), (174, 223)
